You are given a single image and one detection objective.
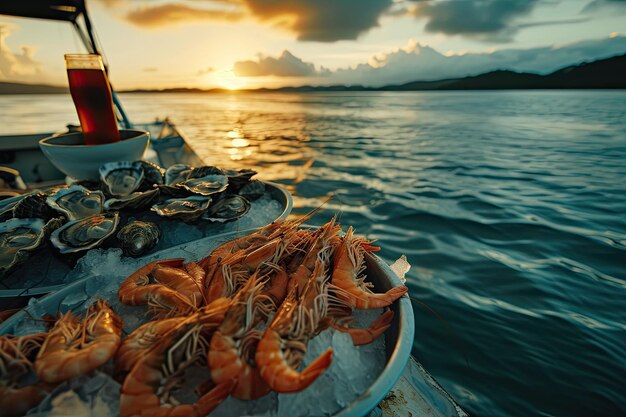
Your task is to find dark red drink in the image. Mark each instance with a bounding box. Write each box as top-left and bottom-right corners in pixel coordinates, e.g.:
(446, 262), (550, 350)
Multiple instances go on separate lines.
(66, 55), (120, 145)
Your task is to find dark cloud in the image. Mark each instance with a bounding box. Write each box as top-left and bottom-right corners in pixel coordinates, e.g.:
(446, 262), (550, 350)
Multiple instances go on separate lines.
(413, 0), (541, 42)
(103, 0), (393, 42)
(239, 0), (393, 42)
(124, 3), (244, 28)
(233, 50), (323, 76)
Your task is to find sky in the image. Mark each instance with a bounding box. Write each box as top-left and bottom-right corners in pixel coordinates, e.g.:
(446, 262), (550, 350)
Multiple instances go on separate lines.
(1, 0), (625, 90)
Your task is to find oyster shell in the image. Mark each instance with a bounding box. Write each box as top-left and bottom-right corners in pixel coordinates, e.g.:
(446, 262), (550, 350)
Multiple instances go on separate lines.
(204, 195), (250, 223)
(188, 166), (225, 179)
(46, 185), (105, 221)
(103, 189), (159, 211)
(0, 198), (22, 222)
(136, 160), (165, 187)
(165, 164), (193, 186)
(223, 168), (257, 191)
(13, 192), (58, 220)
(180, 174), (228, 196)
(50, 212), (119, 254)
(238, 180), (266, 201)
(0, 217), (63, 277)
(116, 221), (160, 257)
(151, 196), (211, 222)
(100, 161), (144, 197)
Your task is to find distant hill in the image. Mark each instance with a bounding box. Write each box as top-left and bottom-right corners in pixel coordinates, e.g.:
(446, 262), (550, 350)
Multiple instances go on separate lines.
(2, 53), (625, 94)
(420, 53), (626, 90)
(0, 82), (68, 94)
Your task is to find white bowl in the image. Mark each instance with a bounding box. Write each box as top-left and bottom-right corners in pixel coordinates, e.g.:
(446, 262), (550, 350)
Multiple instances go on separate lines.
(39, 129), (150, 181)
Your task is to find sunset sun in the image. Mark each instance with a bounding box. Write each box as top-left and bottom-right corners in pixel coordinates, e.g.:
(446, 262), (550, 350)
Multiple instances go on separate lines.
(215, 69), (247, 90)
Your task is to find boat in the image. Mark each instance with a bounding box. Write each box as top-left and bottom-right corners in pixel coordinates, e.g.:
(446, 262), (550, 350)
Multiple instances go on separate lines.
(0, 1), (468, 416)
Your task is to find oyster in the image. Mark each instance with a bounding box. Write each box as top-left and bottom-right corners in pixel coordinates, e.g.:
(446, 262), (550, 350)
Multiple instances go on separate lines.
(0, 217), (63, 277)
(204, 195), (250, 223)
(103, 188), (159, 211)
(136, 160), (165, 188)
(151, 196), (211, 222)
(180, 174), (228, 196)
(238, 180), (266, 201)
(116, 221), (160, 257)
(0, 198), (21, 222)
(100, 161), (144, 197)
(50, 212), (119, 254)
(223, 168), (257, 191)
(46, 185), (105, 221)
(165, 164), (193, 186)
(188, 166), (225, 179)
(13, 192), (58, 220)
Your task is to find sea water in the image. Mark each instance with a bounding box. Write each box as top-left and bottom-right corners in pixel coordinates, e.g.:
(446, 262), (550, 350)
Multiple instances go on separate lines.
(2, 90), (625, 417)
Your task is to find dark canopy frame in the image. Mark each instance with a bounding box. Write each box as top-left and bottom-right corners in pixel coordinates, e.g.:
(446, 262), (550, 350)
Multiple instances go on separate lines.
(0, 0), (132, 128)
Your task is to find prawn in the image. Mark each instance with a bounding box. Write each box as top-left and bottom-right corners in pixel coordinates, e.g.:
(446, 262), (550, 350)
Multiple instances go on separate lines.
(208, 273), (274, 400)
(331, 227), (408, 309)
(35, 299), (123, 383)
(120, 319), (233, 417)
(0, 333), (57, 417)
(114, 297), (231, 382)
(118, 258), (198, 317)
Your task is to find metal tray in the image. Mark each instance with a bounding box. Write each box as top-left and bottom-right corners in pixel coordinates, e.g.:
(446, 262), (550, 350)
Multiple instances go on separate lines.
(0, 229), (413, 417)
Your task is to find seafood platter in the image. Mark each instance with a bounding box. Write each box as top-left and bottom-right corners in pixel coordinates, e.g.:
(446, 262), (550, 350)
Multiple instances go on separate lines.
(0, 161), (292, 308)
(0, 215), (413, 417)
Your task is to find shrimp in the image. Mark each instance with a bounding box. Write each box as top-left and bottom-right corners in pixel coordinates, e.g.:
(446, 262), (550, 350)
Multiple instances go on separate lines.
(204, 237), (288, 304)
(120, 319), (234, 417)
(0, 333), (57, 417)
(256, 249), (337, 394)
(287, 216), (341, 296)
(208, 274), (274, 400)
(151, 263), (204, 307)
(331, 310), (394, 345)
(115, 297), (231, 382)
(331, 227), (408, 309)
(35, 299), (123, 383)
(118, 258), (197, 317)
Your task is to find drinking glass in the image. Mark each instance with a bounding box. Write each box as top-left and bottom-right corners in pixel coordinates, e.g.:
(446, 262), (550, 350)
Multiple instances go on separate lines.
(65, 54), (120, 145)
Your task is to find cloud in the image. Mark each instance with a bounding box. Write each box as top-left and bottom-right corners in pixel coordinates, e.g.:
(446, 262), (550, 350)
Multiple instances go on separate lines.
(233, 50), (325, 76)
(412, 0), (541, 42)
(124, 3), (244, 28)
(238, 0), (393, 42)
(198, 66), (215, 75)
(99, 0), (393, 42)
(0, 23), (44, 82)
(235, 35), (626, 86)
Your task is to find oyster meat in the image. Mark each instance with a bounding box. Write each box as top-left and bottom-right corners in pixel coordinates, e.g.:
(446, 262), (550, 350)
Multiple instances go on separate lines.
(151, 196), (211, 222)
(116, 220), (160, 257)
(204, 195), (250, 223)
(46, 185), (105, 220)
(50, 212), (119, 254)
(100, 161), (144, 197)
(0, 217), (63, 277)
(180, 174), (228, 196)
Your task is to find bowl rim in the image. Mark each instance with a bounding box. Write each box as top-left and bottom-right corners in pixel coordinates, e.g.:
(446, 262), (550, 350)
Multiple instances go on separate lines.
(39, 129), (149, 149)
